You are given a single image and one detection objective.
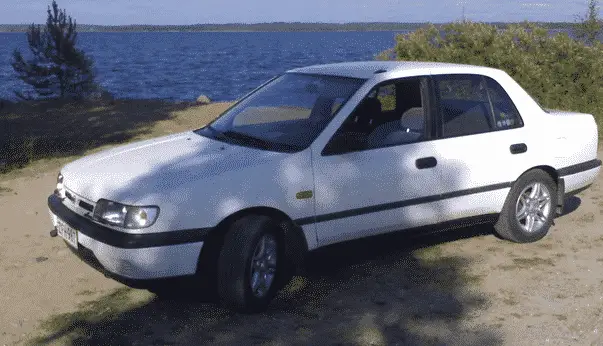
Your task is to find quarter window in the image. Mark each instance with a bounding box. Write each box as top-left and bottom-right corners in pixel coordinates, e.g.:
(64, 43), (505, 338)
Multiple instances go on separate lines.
(485, 77), (523, 129)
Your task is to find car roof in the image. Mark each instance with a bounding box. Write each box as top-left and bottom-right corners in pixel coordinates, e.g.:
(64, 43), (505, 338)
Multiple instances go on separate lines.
(287, 61), (501, 79)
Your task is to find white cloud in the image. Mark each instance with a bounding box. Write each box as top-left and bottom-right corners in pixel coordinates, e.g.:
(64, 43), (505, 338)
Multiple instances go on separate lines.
(520, 2), (551, 7)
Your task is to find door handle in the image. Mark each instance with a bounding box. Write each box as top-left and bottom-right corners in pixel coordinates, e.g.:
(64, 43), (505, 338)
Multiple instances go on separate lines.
(416, 157), (437, 169)
(510, 143), (528, 154)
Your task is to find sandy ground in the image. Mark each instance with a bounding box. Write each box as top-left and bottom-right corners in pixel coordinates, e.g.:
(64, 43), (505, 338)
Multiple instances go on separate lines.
(1, 148), (602, 345)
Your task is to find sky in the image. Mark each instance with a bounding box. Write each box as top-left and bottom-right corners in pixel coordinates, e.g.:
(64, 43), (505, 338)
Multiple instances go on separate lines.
(0, 0), (600, 25)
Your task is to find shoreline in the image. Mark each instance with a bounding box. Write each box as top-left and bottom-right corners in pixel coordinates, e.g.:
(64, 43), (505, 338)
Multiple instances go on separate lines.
(0, 21), (581, 34)
(0, 29), (413, 33)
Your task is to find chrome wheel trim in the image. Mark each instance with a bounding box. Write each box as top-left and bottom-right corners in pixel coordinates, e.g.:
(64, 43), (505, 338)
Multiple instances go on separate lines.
(515, 182), (552, 233)
(249, 233), (278, 298)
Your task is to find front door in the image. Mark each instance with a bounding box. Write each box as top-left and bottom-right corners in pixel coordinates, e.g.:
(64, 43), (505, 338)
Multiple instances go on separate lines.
(310, 76), (446, 246)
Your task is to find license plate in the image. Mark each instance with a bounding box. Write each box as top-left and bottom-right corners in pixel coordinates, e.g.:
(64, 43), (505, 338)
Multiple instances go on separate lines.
(56, 218), (78, 249)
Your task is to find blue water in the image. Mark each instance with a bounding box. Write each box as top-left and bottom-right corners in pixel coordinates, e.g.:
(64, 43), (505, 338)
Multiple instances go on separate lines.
(0, 31), (405, 102)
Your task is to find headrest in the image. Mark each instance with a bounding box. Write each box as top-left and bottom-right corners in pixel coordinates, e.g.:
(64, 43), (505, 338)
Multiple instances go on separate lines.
(357, 97), (382, 115)
(400, 107), (424, 129)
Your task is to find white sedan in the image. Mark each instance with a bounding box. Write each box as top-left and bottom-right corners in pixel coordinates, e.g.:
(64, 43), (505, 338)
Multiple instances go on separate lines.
(48, 61), (601, 312)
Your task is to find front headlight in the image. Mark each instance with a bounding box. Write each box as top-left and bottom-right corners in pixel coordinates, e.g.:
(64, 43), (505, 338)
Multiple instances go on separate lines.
(93, 199), (159, 229)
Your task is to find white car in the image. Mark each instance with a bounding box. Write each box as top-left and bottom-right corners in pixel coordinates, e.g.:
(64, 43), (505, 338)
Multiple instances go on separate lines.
(48, 61), (601, 312)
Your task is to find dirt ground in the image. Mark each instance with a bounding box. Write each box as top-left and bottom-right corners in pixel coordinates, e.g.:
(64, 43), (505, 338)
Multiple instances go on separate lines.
(1, 126), (602, 344)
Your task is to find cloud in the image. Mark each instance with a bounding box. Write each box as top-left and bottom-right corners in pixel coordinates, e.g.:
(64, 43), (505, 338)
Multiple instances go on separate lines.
(520, 2), (551, 7)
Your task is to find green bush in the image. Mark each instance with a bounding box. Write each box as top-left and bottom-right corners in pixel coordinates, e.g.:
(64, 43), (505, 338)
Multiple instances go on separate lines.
(382, 22), (603, 133)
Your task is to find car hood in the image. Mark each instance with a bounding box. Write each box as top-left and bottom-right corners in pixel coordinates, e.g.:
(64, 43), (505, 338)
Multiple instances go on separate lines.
(61, 131), (281, 204)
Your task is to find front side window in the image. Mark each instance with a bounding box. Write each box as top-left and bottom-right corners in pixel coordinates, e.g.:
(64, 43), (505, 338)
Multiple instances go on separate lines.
(323, 77), (429, 155)
(435, 74), (523, 138)
(196, 73), (365, 152)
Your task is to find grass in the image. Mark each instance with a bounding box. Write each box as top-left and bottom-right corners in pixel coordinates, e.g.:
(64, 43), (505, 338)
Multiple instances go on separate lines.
(413, 246), (488, 290)
(28, 287), (153, 345)
(38, 288), (134, 331)
(0, 99), (232, 178)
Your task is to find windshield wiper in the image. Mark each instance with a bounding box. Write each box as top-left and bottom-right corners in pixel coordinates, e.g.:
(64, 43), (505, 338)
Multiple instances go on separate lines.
(222, 130), (273, 147)
(222, 130), (300, 152)
(204, 124), (229, 141)
(204, 125), (252, 145)
(199, 126), (300, 152)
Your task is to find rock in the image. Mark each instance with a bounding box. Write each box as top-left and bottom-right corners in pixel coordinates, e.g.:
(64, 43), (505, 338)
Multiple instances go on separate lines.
(196, 94), (212, 105)
(88, 89), (114, 101)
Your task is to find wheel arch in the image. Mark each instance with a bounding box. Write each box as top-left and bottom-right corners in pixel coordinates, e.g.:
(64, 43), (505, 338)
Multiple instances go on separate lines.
(495, 166), (560, 243)
(511, 165), (563, 213)
(197, 206), (309, 276)
(525, 165), (559, 184)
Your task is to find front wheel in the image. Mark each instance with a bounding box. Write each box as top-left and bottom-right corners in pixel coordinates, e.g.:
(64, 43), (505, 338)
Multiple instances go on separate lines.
(217, 215), (286, 312)
(495, 169), (557, 243)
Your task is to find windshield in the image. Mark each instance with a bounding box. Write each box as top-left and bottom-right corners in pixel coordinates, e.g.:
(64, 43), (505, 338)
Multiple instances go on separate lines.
(195, 73), (366, 152)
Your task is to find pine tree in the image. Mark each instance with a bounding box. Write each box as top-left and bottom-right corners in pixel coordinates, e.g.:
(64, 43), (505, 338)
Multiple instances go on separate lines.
(575, 0), (603, 45)
(11, 1), (96, 100)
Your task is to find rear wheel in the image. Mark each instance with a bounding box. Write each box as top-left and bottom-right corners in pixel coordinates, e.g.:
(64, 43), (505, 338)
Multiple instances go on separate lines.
(217, 215), (286, 312)
(495, 169), (556, 243)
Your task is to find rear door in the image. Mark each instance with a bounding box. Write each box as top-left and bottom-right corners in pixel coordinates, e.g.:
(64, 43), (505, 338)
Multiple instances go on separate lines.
(428, 73), (531, 220)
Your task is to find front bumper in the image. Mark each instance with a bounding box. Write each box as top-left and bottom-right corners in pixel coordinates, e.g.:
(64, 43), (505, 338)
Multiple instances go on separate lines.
(48, 194), (206, 281)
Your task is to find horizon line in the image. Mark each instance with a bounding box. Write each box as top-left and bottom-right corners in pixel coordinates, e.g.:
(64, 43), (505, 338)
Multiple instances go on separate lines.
(0, 20), (582, 26)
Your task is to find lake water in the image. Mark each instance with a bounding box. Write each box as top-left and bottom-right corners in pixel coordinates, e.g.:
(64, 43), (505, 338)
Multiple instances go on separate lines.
(0, 31), (405, 102)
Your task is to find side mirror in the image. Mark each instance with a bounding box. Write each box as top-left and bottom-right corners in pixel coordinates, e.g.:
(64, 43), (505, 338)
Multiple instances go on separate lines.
(322, 138), (345, 156)
(322, 132), (365, 156)
(322, 133), (349, 156)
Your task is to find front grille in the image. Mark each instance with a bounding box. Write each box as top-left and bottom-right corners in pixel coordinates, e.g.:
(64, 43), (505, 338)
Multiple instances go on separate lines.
(65, 190), (76, 202)
(79, 201), (94, 212)
(63, 187), (96, 218)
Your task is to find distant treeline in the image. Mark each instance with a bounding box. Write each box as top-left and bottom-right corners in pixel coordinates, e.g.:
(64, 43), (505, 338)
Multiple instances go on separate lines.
(0, 22), (581, 33)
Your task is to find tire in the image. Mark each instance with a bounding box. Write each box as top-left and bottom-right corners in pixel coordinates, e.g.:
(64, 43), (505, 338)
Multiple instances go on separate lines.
(495, 169), (557, 243)
(217, 215), (286, 312)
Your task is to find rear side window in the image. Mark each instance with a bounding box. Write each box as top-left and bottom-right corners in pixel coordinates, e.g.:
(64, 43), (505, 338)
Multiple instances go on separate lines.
(436, 75), (493, 138)
(435, 74), (523, 138)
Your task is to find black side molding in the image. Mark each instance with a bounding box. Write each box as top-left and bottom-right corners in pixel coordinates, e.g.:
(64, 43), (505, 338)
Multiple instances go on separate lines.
(558, 159), (602, 177)
(48, 194), (212, 249)
(295, 181), (512, 225)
